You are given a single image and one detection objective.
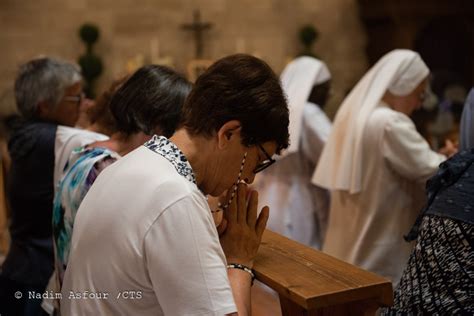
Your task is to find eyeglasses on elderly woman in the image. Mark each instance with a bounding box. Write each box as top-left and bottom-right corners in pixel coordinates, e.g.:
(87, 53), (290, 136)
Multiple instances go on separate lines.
(63, 92), (85, 107)
(253, 143), (276, 173)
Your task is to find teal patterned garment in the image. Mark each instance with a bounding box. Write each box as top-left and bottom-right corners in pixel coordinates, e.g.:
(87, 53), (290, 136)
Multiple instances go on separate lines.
(52, 146), (120, 285)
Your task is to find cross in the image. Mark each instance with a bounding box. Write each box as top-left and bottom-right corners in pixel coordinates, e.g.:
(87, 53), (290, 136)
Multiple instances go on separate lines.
(181, 10), (213, 59)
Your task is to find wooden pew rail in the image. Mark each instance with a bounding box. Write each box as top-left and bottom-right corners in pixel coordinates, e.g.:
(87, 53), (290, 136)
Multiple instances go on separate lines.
(253, 230), (393, 316)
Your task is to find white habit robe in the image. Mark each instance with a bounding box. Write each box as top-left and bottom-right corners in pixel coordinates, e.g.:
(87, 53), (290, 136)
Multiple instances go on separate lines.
(322, 103), (445, 284)
(255, 56), (331, 249)
(256, 103), (331, 248)
(313, 50), (446, 285)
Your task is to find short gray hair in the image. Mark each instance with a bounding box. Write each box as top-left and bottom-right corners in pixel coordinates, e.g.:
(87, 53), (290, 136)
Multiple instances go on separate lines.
(14, 57), (82, 118)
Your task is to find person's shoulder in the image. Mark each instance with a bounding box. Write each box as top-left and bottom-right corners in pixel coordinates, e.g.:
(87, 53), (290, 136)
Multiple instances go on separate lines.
(28, 120), (58, 137)
(33, 120), (57, 128)
(104, 145), (199, 197)
(24, 121), (58, 144)
(71, 146), (118, 169)
(118, 145), (178, 173)
(56, 126), (85, 142)
(371, 104), (399, 119)
(56, 126), (108, 147)
(56, 125), (80, 135)
(8, 120), (56, 159)
(157, 183), (207, 214)
(304, 102), (329, 118)
(370, 104), (412, 128)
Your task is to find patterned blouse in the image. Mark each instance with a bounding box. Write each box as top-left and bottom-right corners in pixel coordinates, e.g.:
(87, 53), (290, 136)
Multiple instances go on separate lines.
(144, 135), (196, 184)
(52, 146), (120, 285)
(382, 150), (474, 315)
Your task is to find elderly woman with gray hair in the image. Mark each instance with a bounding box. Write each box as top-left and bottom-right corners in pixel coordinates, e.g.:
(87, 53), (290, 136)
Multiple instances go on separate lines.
(0, 57), (83, 315)
(312, 49), (458, 285)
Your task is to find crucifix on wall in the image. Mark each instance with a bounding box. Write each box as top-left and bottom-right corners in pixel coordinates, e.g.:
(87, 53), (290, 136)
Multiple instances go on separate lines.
(180, 9), (213, 59)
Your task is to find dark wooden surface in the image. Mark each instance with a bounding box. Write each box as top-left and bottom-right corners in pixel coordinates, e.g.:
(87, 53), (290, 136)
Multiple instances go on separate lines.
(253, 230), (393, 314)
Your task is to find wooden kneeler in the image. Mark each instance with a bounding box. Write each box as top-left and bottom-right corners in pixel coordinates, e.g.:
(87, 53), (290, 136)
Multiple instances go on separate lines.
(253, 230), (393, 316)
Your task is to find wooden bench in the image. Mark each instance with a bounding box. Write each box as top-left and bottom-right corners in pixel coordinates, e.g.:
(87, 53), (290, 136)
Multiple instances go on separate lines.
(253, 230), (393, 315)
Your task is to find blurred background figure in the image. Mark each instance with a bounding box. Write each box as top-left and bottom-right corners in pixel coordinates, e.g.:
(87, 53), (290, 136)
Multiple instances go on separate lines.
(0, 57), (82, 316)
(45, 65), (191, 314)
(460, 89), (474, 150)
(255, 56), (332, 249)
(52, 75), (130, 193)
(383, 87), (474, 315)
(313, 49), (457, 286)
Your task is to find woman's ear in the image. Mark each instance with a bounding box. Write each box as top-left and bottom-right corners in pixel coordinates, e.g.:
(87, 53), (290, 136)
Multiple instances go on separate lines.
(217, 120), (242, 149)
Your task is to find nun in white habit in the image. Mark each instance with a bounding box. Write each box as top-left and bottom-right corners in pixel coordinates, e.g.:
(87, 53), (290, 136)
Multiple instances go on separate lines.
(255, 56), (332, 249)
(312, 49), (456, 285)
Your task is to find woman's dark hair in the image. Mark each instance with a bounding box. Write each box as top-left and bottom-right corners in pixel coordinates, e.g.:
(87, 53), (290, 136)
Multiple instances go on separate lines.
(86, 75), (129, 136)
(109, 65), (191, 137)
(181, 54), (289, 153)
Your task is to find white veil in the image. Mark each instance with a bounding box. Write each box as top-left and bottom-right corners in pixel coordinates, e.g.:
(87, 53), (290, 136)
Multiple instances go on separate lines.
(281, 56), (331, 155)
(312, 49), (429, 193)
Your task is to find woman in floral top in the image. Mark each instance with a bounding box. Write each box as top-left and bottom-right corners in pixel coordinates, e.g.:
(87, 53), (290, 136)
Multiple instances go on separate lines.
(52, 65), (191, 289)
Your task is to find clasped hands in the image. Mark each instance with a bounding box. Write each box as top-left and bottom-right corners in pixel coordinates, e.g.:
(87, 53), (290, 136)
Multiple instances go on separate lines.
(216, 182), (269, 268)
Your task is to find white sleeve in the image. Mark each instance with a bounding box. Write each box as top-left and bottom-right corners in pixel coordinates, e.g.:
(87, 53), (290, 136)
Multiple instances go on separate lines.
(382, 113), (445, 183)
(300, 103), (332, 165)
(144, 191), (237, 316)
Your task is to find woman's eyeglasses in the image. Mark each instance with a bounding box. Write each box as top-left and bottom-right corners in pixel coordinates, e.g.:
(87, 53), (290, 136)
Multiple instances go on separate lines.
(63, 92), (84, 107)
(253, 143), (276, 173)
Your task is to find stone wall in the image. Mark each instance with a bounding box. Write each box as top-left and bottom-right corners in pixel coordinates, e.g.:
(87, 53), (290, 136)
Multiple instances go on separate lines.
(0, 0), (368, 118)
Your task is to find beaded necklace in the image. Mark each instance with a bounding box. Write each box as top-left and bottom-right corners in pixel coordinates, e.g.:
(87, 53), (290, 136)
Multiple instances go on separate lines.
(212, 152), (247, 213)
